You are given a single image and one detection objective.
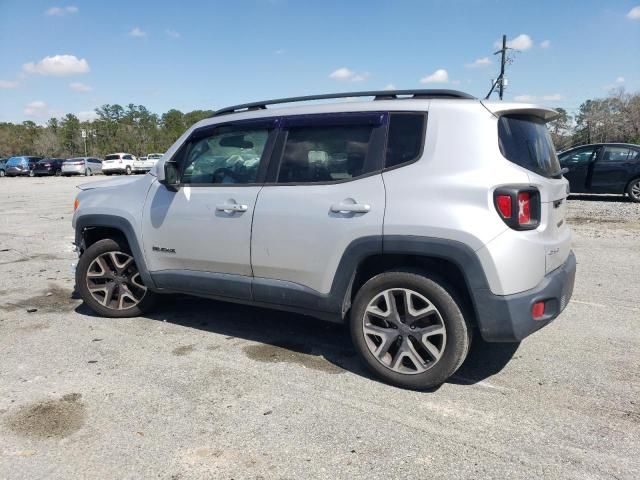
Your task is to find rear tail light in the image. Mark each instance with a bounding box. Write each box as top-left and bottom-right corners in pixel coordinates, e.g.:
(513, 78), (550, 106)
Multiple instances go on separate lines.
(493, 187), (540, 230)
(496, 195), (512, 218)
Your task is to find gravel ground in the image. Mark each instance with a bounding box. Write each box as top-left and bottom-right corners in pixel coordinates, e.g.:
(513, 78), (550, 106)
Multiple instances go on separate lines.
(0, 176), (639, 480)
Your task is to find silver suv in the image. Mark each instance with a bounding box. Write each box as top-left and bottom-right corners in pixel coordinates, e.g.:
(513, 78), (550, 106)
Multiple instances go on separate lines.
(72, 90), (576, 389)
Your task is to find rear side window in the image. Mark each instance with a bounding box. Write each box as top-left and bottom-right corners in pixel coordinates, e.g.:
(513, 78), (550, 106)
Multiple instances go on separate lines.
(602, 146), (635, 162)
(385, 113), (426, 168)
(277, 124), (374, 183)
(498, 114), (561, 178)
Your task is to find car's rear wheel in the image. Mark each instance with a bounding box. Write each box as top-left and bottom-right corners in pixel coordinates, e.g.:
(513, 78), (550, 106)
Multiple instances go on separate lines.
(0, 169), (5, 177)
(55, 169), (62, 176)
(125, 166), (132, 175)
(350, 271), (471, 390)
(28, 170), (35, 177)
(626, 178), (640, 203)
(76, 238), (158, 318)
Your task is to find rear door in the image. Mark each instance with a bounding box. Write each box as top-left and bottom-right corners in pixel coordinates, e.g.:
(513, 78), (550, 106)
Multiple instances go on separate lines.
(251, 113), (386, 304)
(558, 145), (601, 193)
(590, 146), (637, 193)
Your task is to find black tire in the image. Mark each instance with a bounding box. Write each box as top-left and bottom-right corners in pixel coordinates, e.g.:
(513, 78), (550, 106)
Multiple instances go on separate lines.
(626, 178), (640, 203)
(125, 166), (132, 175)
(0, 169), (5, 177)
(28, 170), (35, 177)
(84, 168), (91, 176)
(76, 238), (158, 318)
(55, 169), (62, 176)
(104, 172), (112, 176)
(350, 271), (471, 390)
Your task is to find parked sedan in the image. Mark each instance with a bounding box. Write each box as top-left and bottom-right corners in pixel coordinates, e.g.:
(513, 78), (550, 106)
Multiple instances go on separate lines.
(559, 143), (640, 202)
(4, 156), (43, 177)
(61, 157), (103, 176)
(33, 158), (66, 176)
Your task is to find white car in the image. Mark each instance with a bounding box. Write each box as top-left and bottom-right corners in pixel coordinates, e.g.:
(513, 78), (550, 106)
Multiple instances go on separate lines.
(133, 153), (163, 173)
(72, 89), (576, 390)
(102, 153), (137, 175)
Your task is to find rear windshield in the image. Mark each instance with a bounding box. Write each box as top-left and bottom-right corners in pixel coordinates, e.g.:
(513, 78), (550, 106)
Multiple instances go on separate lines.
(104, 154), (121, 160)
(498, 114), (561, 178)
(66, 158), (84, 163)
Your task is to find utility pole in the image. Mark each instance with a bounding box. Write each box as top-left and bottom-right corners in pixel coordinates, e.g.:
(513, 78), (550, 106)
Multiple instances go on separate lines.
(498, 34), (506, 100)
(485, 34), (511, 100)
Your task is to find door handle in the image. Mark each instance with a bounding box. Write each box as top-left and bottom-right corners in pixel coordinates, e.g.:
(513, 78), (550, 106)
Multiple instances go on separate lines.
(330, 202), (371, 214)
(216, 203), (248, 213)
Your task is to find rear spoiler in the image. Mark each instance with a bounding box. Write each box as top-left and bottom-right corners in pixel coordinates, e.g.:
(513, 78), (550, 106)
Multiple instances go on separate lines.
(480, 101), (560, 122)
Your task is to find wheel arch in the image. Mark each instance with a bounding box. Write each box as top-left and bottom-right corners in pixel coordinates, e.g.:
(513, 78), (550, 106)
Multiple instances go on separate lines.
(75, 214), (156, 289)
(340, 236), (491, 326)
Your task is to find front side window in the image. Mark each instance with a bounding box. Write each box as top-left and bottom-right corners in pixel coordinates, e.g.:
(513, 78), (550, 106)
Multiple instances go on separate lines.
(498, 114), (561, 178)
(385, 113), (426, 168)
(559, 146), (599, 165)
(181, 125), (270, 185)
(277, 124), (374, 184)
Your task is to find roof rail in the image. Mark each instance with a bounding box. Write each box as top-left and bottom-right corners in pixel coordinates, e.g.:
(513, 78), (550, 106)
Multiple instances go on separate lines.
(212, 89), (475, 116)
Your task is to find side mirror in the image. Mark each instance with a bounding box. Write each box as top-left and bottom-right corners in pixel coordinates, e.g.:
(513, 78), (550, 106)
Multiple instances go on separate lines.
(162, 161), (180, 191)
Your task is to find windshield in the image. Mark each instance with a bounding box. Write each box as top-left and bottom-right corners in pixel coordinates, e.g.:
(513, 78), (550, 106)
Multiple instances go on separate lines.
(147, 154), (163, 160)
(498, 114), (561, 178)
(7, 157), (26, 166)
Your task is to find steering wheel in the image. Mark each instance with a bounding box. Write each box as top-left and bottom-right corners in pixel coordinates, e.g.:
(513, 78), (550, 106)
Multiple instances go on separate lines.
(211, 167), (241, 184)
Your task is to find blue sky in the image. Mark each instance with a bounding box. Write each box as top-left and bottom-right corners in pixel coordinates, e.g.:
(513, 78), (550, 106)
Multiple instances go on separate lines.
(1, 0), (639, 123)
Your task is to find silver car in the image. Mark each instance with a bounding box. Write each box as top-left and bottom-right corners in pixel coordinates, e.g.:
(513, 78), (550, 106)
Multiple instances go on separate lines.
(62, 157), (103, 176)
(72, 89), (576, 390)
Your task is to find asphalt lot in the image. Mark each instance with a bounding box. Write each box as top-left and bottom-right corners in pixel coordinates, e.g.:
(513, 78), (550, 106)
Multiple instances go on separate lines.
(1, 175), (639, 480)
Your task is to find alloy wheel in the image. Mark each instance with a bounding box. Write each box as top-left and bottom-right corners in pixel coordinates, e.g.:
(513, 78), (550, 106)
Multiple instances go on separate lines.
(631, 180), (640, 201)
(362, 288), (447, 374)
(85, 251), (147, 310)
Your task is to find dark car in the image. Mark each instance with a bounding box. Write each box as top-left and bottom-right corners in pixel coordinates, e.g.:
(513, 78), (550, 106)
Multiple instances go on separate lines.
(0, 158), (7, 177)
(559, 143), (640, 202)
(4, 156), (44, 177)
(33, 158), (66, 176)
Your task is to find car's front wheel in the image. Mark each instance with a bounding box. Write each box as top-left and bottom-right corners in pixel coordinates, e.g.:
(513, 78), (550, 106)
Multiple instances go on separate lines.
(125, 166), (132, 175)
(626, 178), (640, 203)
(76, 238), (158, 318)
(350, 271), (471, 390)
(28, 170), (35, 177)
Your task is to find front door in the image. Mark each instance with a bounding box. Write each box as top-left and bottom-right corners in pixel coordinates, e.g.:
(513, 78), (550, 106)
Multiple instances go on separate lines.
(559, 145), (601, 192)
(141, 121), (276, 296)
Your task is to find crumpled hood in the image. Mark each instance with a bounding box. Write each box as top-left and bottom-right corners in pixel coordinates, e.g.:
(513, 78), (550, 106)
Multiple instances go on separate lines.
(76, 175), (144, 191)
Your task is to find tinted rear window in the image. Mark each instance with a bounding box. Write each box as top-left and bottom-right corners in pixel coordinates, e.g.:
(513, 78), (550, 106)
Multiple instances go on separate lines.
(104, 155), (120, 160)
(385, 113), (426, 168)
(498, 114), (561, 178)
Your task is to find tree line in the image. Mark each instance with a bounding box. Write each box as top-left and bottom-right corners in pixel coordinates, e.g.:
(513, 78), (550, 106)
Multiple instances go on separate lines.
(1, 89), (638, 159)
(0, 104), (213, 158)
(548, 89), (640, 152)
